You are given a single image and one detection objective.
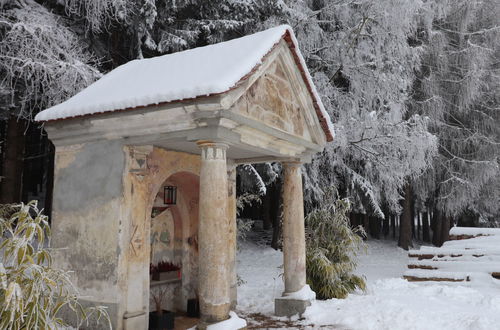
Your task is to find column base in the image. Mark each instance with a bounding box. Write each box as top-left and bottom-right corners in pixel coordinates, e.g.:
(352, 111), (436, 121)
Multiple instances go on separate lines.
(275, 298), (311, 317)
(274, 285), (315, 317)
(195, 311), (246, 330)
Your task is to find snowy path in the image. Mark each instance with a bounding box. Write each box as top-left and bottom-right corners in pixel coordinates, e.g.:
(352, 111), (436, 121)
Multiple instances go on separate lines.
(237, 238), (500, 330)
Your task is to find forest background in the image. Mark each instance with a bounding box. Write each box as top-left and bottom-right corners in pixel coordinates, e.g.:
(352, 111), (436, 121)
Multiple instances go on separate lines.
(0, 0), (498, 250)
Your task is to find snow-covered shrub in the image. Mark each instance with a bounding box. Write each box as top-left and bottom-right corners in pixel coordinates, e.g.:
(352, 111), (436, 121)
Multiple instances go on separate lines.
(236, 218), (254, 244)
(236, 193), (259, 246)
(0, 201), (110, 329)
(236, 193), (261, 217)
(306, 191), (366, 299)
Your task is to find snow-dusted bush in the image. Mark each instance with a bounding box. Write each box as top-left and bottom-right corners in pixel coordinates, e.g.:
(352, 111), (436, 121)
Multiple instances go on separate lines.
(306, 191), (366, 299)
(236, 193), (259, 245)
(0, 201), (110, 329)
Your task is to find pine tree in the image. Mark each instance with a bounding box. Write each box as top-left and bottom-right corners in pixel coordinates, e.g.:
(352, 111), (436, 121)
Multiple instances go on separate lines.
(412, 0), (500, 230)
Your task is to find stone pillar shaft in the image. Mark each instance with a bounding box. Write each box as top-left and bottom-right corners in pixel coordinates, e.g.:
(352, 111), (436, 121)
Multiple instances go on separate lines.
(282, 162), (306, 293)
(197, 141), (231, 324)
(227, 163), (238, 309)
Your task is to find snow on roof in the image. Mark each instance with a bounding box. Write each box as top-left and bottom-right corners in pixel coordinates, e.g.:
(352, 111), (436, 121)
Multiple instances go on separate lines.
(35, 25), (333, 141)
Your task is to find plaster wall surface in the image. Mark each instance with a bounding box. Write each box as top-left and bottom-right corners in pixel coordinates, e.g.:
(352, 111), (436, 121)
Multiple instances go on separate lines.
(51, 140), (126, 329)
(51, 142), (203, 329)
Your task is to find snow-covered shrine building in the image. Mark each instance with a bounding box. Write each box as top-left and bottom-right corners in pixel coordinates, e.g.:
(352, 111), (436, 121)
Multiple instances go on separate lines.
(36, 25), (333, 330)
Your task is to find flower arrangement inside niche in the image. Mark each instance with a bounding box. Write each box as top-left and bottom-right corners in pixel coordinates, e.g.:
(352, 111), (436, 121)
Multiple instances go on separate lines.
(150, 261), (181, 281)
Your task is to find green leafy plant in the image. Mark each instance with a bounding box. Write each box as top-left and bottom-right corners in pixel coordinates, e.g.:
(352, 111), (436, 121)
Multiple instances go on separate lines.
(0, 201), (111, 329)
(306, 190), (367, 299)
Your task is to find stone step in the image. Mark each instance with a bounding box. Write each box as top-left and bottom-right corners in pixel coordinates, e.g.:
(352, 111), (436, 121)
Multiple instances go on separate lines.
(408, 250), (487, 260)
(407, 260), (500, 276)
(449, 227), (500, 241)
(405, 227), (500, 284)
(403, 269), (470, 282)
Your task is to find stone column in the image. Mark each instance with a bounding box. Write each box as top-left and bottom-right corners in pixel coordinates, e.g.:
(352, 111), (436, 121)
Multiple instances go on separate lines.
(197, 141), (231, 325)
(282, 162), (306, 292)
(227, 162), (238, 309)
(275, 161), (314, 317)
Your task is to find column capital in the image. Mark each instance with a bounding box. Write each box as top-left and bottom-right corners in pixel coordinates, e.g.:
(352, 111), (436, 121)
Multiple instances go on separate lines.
(282, 160), (303, 168)
(196, 140), (229, 150)
(197, 140), (228, 161)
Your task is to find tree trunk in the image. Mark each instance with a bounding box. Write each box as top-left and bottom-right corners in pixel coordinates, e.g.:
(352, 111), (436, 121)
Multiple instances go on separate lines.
(398, 183), (413, 250)
(349, 212), (356, 227)
(262, 190), (271, 230)
(362, 214), (369, 239)
(251, 201), (260, 221)
(410, 194), (415, 239)
(432, 209), (443, 246)
(382, 208), (390, 238)
(440, 216), (451, 245)
(369, 216), (381, 239)
(417, 212), (421, 240)
(391, 214), (396, 239)
(0, 117), (26, 204)
(44, 141), (55, 219)
(270, 180), (282, 250)
(422, 211), (430, 242)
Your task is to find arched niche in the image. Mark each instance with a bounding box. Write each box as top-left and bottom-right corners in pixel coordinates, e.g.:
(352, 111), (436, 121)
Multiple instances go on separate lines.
(149, 171), (200, 312)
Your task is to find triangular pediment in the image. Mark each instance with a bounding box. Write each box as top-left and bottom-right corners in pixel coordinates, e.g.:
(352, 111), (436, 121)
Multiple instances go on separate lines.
(224, 39), (327, 146)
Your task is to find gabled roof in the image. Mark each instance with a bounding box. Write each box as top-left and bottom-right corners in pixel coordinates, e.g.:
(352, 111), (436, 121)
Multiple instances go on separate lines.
(35, 25), (333, 141)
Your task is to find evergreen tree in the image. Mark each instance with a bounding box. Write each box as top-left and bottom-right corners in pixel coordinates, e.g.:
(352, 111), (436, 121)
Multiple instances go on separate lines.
(412, 0), (500, 235)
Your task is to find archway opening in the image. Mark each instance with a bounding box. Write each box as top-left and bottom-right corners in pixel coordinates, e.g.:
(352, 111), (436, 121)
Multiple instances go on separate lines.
(149, 171), (200, 316)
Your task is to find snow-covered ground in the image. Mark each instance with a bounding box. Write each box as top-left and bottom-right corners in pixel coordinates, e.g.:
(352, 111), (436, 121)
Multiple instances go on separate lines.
(236, 236), (500, 329)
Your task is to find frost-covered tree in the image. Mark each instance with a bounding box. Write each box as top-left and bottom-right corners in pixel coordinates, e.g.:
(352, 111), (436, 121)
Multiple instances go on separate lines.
(2, 0), (498, 241)
(0, 0), (100, 205)
(62, 0), (285, 61)
(412, 0), (500, 236)
(148, 0), (284, 53)
(0, 0), (100, 120)
(272, 0), (438, 219)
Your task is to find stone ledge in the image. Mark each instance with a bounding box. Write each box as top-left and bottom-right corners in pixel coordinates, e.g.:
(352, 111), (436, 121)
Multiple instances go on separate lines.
(274, 297), (312, 317)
